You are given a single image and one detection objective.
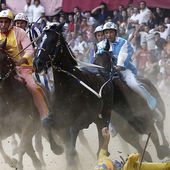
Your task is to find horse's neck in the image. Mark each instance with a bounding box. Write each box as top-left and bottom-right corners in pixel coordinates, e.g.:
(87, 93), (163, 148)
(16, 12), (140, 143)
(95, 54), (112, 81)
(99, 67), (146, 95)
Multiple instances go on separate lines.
(60, 37), (77, 68)
(51, 37), (78, 92)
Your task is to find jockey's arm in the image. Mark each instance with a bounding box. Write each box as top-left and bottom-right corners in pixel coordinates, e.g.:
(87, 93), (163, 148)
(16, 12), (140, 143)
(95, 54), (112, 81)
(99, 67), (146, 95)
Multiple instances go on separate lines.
(19, 29), (34, 66)
(117, 41), (134, 69)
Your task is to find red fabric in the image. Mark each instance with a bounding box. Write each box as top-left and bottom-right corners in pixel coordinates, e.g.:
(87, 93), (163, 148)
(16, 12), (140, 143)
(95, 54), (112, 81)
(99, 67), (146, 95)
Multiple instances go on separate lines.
(62, 0), (131, 12)
(68, 22), (75, 32)
(133, 0), (170, 9)
(137, 49), (149, 70)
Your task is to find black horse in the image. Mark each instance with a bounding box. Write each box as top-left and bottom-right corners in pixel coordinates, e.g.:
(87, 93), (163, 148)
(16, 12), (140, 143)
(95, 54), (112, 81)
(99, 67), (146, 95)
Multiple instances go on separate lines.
(33, 23), (114, 170)
(0, 40), (43, 170)
(93, 40), (170, 161)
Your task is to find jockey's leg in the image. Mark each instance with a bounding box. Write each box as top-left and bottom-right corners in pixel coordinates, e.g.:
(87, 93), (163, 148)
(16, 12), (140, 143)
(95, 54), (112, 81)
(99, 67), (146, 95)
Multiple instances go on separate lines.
(16, 67), (53, 127)
(121, 69), (163, 121)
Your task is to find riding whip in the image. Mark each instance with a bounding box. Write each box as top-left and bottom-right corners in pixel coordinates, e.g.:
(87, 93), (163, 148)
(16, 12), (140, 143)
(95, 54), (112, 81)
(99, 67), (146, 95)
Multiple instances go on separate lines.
(138, 132), (152, 170)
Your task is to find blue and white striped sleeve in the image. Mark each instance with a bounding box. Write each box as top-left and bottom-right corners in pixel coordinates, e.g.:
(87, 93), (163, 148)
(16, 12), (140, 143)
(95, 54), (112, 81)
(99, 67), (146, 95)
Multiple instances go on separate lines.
(117, 41), (134, 68)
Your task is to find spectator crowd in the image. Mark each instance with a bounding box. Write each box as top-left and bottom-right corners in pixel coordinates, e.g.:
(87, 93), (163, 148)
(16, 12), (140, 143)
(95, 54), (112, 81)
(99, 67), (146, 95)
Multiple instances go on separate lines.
(1, 0), (170, 96)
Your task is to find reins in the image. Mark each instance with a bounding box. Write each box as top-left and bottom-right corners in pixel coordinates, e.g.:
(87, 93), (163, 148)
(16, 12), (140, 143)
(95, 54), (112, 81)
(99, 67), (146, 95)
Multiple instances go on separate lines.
(40, 30), (119, 99)
(0, 33), (43, 80)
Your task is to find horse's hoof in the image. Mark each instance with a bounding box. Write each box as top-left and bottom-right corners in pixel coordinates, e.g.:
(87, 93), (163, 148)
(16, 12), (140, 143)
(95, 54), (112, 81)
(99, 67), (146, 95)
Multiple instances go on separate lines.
(41, 160), (46, 167)
(33, 160), (43, 170)
(70, 150), (77, 157)
(7, 158), (18, 168)
(158, 145), (170, 159)
(51, 143), (64, 155)
(16, 164), (23, 170)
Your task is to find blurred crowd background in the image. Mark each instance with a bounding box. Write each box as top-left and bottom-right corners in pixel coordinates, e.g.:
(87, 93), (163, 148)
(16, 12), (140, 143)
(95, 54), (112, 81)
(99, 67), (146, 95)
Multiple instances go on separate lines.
(1, 0), (170, 96)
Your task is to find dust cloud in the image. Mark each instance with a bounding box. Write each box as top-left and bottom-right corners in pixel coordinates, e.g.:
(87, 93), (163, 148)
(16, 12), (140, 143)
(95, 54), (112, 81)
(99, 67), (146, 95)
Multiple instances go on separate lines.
(0, 95), (170, 170)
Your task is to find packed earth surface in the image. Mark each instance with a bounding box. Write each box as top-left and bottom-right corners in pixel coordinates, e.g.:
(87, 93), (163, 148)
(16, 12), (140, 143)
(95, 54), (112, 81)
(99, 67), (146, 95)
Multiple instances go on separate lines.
(0, 94), (170, 170)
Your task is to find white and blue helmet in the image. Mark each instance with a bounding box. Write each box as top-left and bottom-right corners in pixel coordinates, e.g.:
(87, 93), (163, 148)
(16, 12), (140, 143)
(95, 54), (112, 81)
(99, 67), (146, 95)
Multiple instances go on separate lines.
(94, 25), (103, 34)
(103, 22), (118, 31)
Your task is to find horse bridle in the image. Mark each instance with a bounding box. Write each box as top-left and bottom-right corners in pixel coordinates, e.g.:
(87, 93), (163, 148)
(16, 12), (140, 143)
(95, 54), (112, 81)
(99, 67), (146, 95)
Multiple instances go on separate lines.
(36, 29), (118, 99)
(36, 30), (62, 70)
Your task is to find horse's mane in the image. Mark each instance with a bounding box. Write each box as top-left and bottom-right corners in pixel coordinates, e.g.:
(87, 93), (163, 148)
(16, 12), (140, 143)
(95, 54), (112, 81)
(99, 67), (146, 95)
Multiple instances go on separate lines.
(60, 34), (78, 66)
(43, 23), (104, 69)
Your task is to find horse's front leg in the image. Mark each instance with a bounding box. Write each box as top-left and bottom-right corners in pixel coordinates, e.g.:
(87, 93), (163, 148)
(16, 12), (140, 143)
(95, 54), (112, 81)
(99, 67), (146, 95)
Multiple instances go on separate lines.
(96, 120), (105, 156)
(34, 130), (46, 167)
(156, 120), (169, 147)
(64, 126), (80, 170)
(78, 130), (96, 158)
(17, 120), (42, 170)
(0, 139), (18, 168)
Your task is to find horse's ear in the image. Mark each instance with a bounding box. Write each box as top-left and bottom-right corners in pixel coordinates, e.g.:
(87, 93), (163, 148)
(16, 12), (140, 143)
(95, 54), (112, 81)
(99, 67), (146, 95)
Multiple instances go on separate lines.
(94, 43), (98, 53)
(0, 38), (7, 49)
(57, 22), (65, 32)
(104, 39), (110, 52)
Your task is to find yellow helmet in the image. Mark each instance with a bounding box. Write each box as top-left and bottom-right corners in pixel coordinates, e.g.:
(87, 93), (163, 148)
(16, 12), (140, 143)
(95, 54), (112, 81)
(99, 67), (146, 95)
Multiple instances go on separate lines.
(0, 9), (14, 20)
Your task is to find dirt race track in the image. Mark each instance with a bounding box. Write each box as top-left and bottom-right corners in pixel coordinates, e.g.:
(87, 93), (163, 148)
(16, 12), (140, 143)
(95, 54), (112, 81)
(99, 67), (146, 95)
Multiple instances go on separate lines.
(0, 95), (170, 170)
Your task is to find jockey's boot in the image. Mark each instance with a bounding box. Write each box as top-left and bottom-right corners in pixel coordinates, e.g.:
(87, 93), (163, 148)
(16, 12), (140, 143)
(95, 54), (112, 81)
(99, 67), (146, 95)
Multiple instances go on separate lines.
(142, 91), (163, 121)
(138, 85), (157, 110)
(42, 114), (54, 129)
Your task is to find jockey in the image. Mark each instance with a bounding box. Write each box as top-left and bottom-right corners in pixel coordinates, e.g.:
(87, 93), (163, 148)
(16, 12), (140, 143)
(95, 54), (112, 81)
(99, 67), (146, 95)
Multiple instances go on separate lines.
(14, 12), (50, 91)
(14, 12), (41, 48)
(94, 127), (170, 170)
(96, 21), (162, 121)
(94, 25), (104, 43)
(0, 9), (52, 128)
(90, 25), (105, 63)
(14, 12), (29, 30)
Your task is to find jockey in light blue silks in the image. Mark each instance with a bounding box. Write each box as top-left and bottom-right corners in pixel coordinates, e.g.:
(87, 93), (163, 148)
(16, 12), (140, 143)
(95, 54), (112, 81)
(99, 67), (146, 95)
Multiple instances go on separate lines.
(96, 21), (162, 121)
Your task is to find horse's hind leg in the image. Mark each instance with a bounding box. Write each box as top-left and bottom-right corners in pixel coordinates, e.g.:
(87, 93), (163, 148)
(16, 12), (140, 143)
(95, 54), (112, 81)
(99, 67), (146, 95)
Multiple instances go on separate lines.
(156, 121), (169, 147)
(78, 130), (96, 159)
(0, 140), (18, 168)
(11, 134), (18, 155)
(150, 124), (170, 160)
(119, 129), (152, 161)
(65, 127), (80, 170)
(34, 130), (46, 167)
(25, 139), (42, 170)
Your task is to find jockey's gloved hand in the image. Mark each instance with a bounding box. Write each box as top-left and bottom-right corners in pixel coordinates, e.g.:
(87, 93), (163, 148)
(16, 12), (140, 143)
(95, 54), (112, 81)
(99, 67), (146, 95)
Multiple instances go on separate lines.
(114, 66), (125, 72)
(15, 58), (28, 66)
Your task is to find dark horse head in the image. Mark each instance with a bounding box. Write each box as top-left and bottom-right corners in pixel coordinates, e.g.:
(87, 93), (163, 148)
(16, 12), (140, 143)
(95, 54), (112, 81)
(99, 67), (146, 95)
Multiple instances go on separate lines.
(0, 39), (16, 89)
(34, 23), (77, 73)
(34, 23), (114, 170)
